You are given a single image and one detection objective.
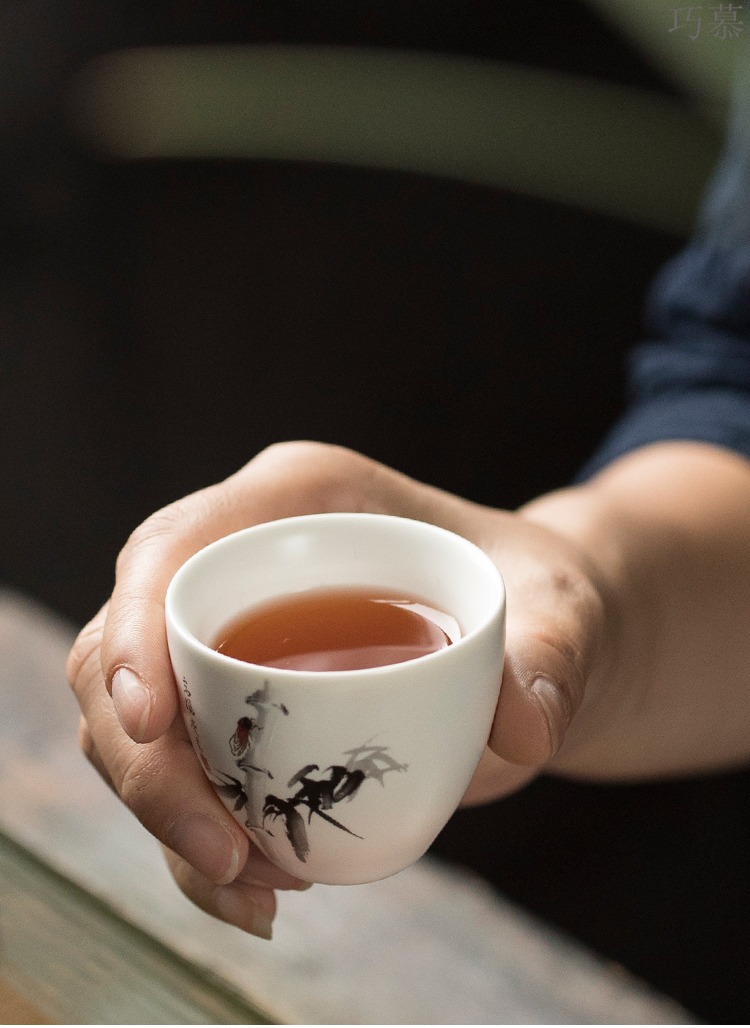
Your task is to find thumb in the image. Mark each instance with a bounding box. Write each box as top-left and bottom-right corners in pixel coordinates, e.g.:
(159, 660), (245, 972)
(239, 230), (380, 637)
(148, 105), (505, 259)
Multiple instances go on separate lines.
(488, 608), (598, 767)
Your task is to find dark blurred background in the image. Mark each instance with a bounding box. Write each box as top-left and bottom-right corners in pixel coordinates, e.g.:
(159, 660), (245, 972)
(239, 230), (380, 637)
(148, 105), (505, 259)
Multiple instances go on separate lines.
(2, 1), (748, 1021)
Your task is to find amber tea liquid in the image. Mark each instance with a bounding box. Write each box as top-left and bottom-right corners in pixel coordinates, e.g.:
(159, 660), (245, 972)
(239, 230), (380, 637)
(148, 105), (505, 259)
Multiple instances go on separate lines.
(213, 586), (461, 672)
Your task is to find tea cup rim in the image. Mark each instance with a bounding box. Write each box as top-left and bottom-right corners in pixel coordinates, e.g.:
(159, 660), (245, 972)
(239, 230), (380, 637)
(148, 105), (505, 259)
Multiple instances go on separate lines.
(165, 512), (506, 678)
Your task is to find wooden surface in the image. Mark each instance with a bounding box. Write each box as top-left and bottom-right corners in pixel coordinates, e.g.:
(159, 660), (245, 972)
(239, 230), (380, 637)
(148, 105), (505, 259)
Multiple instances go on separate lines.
(0, 980), (54, 1025)
(0, 830), (271, 1025)
(0, 588), (696, 1024)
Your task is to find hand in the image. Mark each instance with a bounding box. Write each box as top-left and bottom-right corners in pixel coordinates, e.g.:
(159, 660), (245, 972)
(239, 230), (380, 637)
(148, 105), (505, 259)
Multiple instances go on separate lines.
(67, 441), (616, 932)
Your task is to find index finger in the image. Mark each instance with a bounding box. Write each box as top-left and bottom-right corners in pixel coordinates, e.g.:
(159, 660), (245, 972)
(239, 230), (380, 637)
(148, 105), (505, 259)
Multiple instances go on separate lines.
(101, 477), (267, 742)
(99, 442), (369, 742)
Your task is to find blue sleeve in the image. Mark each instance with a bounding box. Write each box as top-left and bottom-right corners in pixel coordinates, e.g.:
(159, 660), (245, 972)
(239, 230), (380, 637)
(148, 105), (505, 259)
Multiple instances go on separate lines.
(578, 56), (750, 480)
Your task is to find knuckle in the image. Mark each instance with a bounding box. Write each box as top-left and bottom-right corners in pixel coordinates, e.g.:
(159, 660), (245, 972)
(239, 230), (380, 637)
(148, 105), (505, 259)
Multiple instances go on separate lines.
(66, 606), (108, 686)
(115, 504), (185, 579)
(532, 561), (607, 681)
(254, 439), (337, 466)
(66, 624), (104, 696)
(78, 717), (116, 791)
(78, 715), (95, 762)
(554, 564), (606, 624)
(116, 748), (163, 821)
(66, 634), (94, 687)
(252, 440), (357, 481)
(529, 626), (588, 690)
(249, 441), (371, 505)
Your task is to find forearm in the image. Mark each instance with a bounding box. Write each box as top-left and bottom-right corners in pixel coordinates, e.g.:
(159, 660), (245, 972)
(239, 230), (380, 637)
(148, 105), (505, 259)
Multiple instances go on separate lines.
(522, 440), (750, 781)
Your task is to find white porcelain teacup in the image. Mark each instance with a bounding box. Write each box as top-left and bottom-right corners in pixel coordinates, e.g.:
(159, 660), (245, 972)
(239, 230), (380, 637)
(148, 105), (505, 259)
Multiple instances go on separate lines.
(165, 513), (505, 885)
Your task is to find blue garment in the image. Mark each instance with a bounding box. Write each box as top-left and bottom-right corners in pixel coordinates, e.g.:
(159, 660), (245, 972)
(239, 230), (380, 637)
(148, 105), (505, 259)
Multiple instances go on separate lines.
(579, 58), (750, 478)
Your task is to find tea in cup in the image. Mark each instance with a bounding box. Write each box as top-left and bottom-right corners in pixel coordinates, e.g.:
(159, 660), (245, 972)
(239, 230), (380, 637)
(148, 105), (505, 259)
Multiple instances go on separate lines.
(165, 513), (505, 885)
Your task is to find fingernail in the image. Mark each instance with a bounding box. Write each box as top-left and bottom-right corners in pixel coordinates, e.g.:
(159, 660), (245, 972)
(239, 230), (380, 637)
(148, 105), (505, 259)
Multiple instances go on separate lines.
(214, 886), (275, 940)
(530, 676), (570, 757)
(167, 812), (242, 886)
(239, 848), (313, 891)
(111, 667), (152, 742)
(242, 874), (313, 892)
